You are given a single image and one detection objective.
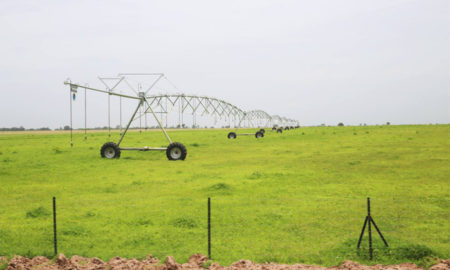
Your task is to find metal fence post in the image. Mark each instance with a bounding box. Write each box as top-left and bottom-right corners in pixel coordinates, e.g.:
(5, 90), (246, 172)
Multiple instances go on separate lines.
(208, 197), (211, 259)
(357, 197), (388, 260)
(53, 197), (57, 256)
(367, 197), (373, 260)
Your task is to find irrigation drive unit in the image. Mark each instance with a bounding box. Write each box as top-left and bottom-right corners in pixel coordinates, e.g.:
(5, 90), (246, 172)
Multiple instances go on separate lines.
(64, 73), (187, 161)
(227, 128), (266, 139)
(227, 110), (282, 139)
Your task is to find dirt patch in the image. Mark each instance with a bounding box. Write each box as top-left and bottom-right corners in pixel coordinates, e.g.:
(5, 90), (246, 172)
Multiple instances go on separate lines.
(429, 260), (450, 270)
(2, 254), (449, 270)
(0, 256), (7, 265)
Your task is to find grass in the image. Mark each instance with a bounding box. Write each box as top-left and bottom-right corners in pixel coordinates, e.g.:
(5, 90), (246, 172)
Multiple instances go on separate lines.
(0, 125), (448, 267)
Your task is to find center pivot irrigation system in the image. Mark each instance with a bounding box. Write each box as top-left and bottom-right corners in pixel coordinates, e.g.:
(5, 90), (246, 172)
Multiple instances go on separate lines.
(64, 73), (299, 160)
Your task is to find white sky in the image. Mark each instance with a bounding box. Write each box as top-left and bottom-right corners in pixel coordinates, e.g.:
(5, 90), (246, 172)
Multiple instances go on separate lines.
(0, 0), (449, 128)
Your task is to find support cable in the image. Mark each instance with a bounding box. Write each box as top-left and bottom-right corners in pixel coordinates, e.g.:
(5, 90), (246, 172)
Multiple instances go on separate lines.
(70, 87), (73, 147)
(164, 76), (180, 92)
(145, 102), (148, 130)
(166, 97), (168, 128)
(84, 84), (88, 140)
(178, 98), (181, 128)
(108, 91), (111, 137)
(181, 97), (184, 128)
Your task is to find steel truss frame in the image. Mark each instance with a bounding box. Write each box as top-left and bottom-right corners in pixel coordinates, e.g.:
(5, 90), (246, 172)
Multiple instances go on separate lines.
(138, 95), (298, 128)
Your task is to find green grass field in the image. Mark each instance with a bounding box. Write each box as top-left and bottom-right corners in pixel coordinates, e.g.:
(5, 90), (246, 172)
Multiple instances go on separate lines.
(0, 125), (448, 267)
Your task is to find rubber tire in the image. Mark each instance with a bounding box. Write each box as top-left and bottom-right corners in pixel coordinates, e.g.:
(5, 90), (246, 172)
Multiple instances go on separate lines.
(255, 131), (264, 138)
(259, 129), (265, 134)
(277, 128), (283, 133)
(272, 127), (277, 131)
(166, 142), (187, 161)
(100, 142), (121, 159)
(285, 127), (289, 130)
(228, 132), (237, 139)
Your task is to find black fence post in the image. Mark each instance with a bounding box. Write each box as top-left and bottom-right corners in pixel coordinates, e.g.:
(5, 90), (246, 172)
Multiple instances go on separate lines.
(357, 197), (388, 260)
(208, 197), (211, 260)
(53, 197), (57, 256)
(367, 198), (373, 260)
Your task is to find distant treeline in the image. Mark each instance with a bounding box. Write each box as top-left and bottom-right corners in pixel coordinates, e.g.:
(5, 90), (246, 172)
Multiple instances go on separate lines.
(0, 127), (51, 131)
(0, 125), (219, 131)
(1, 122), (396, 131)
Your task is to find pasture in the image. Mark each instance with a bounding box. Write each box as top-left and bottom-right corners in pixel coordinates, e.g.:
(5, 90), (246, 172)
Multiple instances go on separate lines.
(0, 125), (448, 267)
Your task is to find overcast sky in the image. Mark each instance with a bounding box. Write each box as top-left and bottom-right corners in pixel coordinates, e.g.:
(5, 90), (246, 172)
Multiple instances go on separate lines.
(0, 0), (449, 128)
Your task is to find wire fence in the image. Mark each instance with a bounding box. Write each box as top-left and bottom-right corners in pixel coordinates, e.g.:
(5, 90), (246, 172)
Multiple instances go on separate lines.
(0, 195), (448, 265)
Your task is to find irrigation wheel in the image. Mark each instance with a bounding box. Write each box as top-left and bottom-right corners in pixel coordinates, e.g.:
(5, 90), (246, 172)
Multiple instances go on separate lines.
(272, 127), (277, 131)
(277, 128), (283, 133)
(100, 142), (121, 159)
(259, 128), (266, 134)
(255, 131), (264, 138)
(227, 132), (237, 139)
(166, 142), (187, 161)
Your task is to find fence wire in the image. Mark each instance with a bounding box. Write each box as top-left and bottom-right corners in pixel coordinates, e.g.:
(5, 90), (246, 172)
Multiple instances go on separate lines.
(0, 195), (448, 264)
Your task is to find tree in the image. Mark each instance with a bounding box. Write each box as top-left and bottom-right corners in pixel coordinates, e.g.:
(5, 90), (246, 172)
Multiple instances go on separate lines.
(338, 122), (344, 127)
(63, 125), (71, 130)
